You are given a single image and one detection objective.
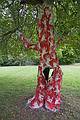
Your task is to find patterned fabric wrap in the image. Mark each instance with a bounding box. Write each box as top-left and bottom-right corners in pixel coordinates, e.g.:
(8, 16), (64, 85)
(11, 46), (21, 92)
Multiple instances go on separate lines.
(19, 7), (62, 112)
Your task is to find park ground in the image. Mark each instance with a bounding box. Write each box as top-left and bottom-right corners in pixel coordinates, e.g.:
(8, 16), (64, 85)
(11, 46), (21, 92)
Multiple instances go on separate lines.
(0, 65), (80, 120)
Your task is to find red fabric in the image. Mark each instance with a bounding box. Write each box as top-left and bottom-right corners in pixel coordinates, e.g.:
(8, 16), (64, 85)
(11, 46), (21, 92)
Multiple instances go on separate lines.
(20, 7), (62, 112)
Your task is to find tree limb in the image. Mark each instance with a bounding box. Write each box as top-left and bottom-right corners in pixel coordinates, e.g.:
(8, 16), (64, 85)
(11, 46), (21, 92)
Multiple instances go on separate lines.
(2, 0), (15, 9)
(56, 0), (68, 15)
(0, 28), (18, 38)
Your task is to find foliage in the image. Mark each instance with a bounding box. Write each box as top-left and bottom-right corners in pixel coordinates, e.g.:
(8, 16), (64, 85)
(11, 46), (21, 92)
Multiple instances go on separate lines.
(0, 0), (80, 65)
(57, 44), (77, 64)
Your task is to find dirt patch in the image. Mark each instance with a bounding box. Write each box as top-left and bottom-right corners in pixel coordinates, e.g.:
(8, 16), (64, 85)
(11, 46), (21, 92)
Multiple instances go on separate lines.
(12, 94), (80, 120)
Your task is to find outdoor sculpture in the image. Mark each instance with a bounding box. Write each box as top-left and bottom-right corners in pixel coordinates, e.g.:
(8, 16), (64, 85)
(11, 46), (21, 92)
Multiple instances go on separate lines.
(17, 7), (62, 112)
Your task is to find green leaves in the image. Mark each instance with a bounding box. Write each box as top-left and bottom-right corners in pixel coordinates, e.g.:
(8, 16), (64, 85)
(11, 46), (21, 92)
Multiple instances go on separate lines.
(0, 0), (80, 65)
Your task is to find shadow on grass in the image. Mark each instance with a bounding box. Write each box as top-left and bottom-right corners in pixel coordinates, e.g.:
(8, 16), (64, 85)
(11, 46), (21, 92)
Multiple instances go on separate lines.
(14, 93), (80, 120)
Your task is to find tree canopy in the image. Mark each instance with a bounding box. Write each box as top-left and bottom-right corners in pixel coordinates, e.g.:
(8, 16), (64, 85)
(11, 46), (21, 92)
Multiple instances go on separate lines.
(0, 0), (80, 65)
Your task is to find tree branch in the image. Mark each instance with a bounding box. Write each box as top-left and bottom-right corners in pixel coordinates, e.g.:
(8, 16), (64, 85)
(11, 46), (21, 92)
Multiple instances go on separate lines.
(2, 0), (15, 9)
(0, 28), (18, 38)
(57, 0), (68, 15)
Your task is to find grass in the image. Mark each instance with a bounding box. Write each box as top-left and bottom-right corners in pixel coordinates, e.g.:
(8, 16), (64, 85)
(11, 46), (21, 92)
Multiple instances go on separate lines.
(62, 65), (80, 96)
(0, 65), (80, 119)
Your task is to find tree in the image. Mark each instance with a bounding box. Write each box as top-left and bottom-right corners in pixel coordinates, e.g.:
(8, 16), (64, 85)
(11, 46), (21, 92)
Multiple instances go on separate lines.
(0, 0), (80, 112)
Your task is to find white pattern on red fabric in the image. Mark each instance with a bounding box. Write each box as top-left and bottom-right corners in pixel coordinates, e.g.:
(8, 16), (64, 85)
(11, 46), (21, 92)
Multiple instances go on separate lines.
(19, 7), (62, 112)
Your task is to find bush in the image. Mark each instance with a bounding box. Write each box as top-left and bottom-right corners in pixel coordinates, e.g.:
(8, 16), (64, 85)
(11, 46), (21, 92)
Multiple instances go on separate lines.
(0, 57), (37, 66)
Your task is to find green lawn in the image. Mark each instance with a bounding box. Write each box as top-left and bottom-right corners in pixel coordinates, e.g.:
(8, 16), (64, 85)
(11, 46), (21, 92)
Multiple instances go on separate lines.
(0, 65), (80, 119)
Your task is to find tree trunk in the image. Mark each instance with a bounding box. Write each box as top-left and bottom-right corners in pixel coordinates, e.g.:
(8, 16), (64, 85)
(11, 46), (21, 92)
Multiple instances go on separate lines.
(27, 6), (62, 112)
